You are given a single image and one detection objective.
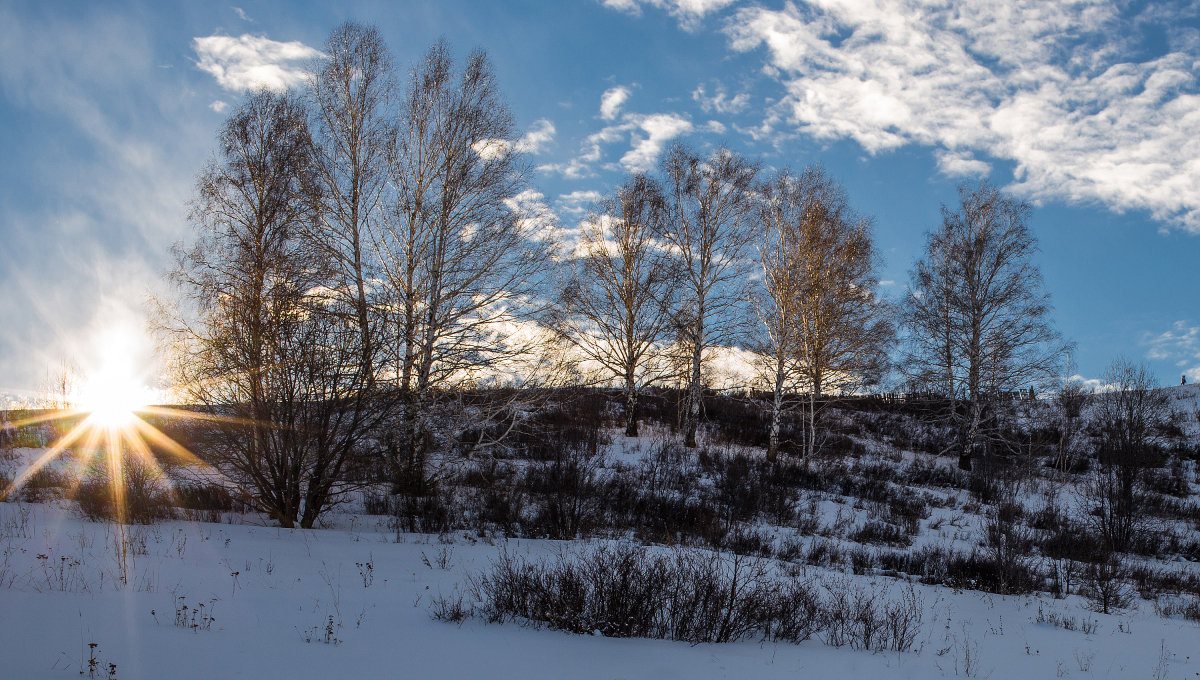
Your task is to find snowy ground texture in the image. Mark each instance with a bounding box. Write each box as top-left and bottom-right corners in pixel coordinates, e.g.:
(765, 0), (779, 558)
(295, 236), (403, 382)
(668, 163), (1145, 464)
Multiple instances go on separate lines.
(0, 501), (1195, 679)
(1, 385), (1199, 679)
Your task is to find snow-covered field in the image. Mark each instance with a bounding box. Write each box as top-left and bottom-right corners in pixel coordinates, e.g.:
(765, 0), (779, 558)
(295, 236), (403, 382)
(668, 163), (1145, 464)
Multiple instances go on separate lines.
(2, 385), (1199, 679)
(1, 497), (1196, 679)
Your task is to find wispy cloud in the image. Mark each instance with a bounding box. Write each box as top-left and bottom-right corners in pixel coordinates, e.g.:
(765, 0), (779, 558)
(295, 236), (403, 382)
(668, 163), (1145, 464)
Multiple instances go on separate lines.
(935, 150), (991, 178)
(557, 190), (603, 216)
(543, 110), (693, 178)
(193, 34), (322, 91)
(692, 82), (749, 114)
(518, 118), (556, 154)
(599, 85), (631, 120)
(602, 0), (738, 31)
(474, 119), (557, 161)
(1143, 320), (1200, 380)
(504, 189), (561, 244)
(724, 0), (1200, 231)
(620, 113), (693, 172)
(0, 6), (212, 391)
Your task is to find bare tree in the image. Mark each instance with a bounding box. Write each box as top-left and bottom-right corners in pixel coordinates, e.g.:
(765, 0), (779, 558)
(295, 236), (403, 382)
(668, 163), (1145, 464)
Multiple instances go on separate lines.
(751, 174), (806, 463)
(1052, 368), (1091, 476)
(1084, 358), (1174, 553)
(165, 91), (379, 528)
(903, 182), (1067, 470)
(307, 22), (394, 386)
(659, 144), (758, 448)
(753, 167), (891, 461)
(39, 358), (79, 410)
(375, 41), (551, 491)
(558, 175), (676, 437)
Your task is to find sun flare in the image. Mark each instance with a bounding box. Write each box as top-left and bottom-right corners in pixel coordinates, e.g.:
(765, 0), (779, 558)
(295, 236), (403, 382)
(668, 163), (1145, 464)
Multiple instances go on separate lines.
(76, 370), (152, 428)
(73, 328), (156, 428)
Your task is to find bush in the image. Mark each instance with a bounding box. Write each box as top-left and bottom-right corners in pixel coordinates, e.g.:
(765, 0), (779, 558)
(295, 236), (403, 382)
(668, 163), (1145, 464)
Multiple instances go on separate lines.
(468, 543), (925, 651)
(173, 481), (236, 522)
(523, 434), (604, 540)
(175, 482), (234, 511)
(391, 490), (455, 534)
(75, 455), (175, 525)
(474, 544), (783, 643)
(1084, 555), (1134, 614)
(983, 503), (1035, 594)
(851, 520), (911, 547)
(8, 467), (74, 503)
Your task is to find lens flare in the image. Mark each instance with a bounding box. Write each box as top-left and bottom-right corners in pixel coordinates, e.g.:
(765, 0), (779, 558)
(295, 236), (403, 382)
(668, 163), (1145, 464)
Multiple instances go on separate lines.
(1, 324), (257, 533)
(77, 370), (151, 428)
(74, 327), (156, 427)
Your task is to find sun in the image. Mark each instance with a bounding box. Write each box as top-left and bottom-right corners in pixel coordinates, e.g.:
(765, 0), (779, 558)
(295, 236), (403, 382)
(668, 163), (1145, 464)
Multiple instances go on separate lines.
(74, 330), (155, 428)
(77, 370), (152, 427)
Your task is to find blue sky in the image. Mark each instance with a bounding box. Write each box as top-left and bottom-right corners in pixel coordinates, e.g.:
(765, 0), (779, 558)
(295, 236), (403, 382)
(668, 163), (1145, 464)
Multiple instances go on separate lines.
(1, 0), (1198, 398)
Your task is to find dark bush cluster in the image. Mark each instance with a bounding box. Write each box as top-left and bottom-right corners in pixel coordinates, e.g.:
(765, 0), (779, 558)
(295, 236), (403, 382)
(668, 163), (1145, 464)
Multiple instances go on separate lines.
(7, 467), (74, 503)
(75, 456), (175, 525)
(468, 543), (925, 652)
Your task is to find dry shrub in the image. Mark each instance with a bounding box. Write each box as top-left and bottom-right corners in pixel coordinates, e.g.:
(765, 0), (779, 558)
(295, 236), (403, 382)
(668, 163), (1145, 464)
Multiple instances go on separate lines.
(468, 543), (925, 651)
(75, 454), (175, 524)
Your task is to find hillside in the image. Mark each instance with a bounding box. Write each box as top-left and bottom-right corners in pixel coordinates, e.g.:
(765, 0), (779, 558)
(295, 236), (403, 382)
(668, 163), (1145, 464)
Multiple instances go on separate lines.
(1, 387), (1198, 679)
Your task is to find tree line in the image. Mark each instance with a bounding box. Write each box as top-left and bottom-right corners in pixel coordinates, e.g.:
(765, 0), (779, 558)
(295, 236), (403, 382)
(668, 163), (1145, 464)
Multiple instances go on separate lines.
(159, 23), (1099, 528)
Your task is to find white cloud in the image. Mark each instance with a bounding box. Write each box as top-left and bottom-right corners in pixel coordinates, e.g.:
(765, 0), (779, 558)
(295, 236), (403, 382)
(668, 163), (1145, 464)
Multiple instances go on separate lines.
(472, 138), (509, 160)
(536, 159), (592, 180)
(542, 111), (695, 177)
(599, 86), (631, 120)
(620, 113), (694, 172)
(232, 6), (252, 22)
(504, 189), (560, 243)
(193, 34), (322, 92)
(601, 0), (642, 14)
(603, 0), (738, 31)
(209, 100), (228, 113)
(725, 0), (1200, 231)
(1068, 374), (1116, 393)
(935, 150), (991, 178)
(473, 120), (556, 160)
(557, 190), (603, 216)
(1143, 320), (1200, 379)
(545, 86), (705, 178)
(538, 124), (626, 178)
(517, 118), (556, 154)
(692, 83), (749, 114)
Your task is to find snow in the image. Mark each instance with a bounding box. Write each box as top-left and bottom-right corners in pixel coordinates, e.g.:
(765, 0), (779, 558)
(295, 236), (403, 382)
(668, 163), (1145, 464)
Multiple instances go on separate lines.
(3, 385), (1199, 680)
(1, 497), (1196, 680)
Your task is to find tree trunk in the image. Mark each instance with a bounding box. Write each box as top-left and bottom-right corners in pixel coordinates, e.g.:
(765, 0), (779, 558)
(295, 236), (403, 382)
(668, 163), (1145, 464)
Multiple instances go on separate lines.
(767, 391), (782, 464)
(960, 397), (982, 471)
(805, 390), (817, 459)
(685, 311), (703, 448)
(685, 342), (702, 448)
(624, 374), (639, 437)
(767, 354), (786, 464)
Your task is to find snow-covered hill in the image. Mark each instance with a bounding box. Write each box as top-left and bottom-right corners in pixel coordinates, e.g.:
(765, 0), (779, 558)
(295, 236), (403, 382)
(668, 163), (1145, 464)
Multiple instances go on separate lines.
(2, 414), (1198, 680)
(0, 500), (1195, 680)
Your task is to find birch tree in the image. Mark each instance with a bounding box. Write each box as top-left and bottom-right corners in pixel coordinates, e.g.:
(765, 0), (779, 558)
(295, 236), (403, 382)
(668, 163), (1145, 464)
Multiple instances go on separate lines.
(375, 41), (550, 491)
(559, 174), (677, 437)
(307, 22), (393, 386)
(659, 144), (758, 448)
(167, 91), (379, 528)
(754, 167), (891, 462)
(903, 182), (1067, 470)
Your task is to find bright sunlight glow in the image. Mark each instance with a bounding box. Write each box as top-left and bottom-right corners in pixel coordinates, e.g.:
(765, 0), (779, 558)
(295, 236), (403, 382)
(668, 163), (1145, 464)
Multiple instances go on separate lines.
(75, 328), (155, 427)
